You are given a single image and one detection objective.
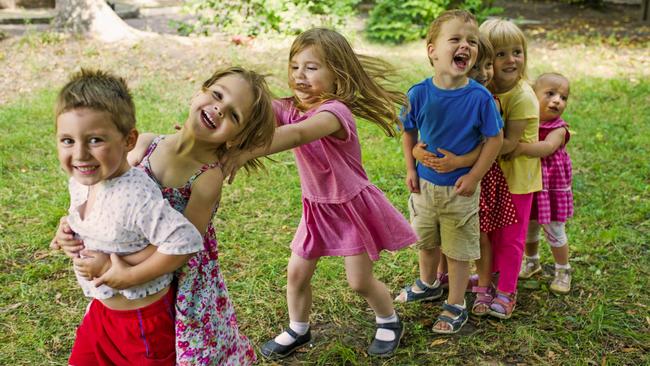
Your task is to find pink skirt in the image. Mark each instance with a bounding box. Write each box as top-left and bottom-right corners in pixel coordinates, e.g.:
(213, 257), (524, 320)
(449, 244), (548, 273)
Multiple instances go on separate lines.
(291, 185), (417, 261)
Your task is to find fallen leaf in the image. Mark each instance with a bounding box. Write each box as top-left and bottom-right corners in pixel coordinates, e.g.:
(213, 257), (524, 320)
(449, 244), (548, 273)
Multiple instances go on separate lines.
(622, 348), (637, 353)
(430, 339), (448, 347)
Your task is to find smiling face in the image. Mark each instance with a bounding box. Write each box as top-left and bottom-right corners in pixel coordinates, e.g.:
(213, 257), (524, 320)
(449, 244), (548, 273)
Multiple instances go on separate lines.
(189, 73), (254, 145)
(427, 18), (479, 85)
(468, 57), (494, 86)
(56, 108), (136, 186)
(492, 43), (525, 92)
(289, 45), (336, 109)
(535, 76), (570, 122)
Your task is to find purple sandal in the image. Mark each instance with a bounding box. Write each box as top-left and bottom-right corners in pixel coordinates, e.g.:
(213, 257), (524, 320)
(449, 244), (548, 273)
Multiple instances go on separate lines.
(471, 286), (494, 317)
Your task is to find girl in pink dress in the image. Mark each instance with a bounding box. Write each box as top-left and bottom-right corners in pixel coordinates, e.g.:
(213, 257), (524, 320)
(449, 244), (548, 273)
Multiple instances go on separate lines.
(515, 73), (574, 295)
(226, 28), (417, 359)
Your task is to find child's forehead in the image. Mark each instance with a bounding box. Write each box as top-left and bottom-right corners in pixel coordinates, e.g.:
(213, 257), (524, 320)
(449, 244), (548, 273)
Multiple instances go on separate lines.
(537, 77), (570, 92)
(440, 18), (478, 34)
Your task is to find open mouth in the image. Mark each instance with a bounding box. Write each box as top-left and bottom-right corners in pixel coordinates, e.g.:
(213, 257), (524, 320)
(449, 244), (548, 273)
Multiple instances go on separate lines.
(453, 53), (469, 70)
(75, 165), (99, 175)
(201, 110), (217, 129)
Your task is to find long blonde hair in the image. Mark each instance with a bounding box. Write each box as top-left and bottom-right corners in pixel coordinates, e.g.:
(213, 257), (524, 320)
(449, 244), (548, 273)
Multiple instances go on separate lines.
(288, 28), (407, 137)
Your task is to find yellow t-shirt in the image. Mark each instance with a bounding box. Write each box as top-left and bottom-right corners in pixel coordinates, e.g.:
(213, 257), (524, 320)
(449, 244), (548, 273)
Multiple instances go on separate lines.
(497, 80), (542, 194)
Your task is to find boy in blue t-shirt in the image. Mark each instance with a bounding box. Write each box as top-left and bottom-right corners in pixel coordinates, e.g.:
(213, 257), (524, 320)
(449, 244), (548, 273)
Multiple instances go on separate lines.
(397, 9), (503, 334)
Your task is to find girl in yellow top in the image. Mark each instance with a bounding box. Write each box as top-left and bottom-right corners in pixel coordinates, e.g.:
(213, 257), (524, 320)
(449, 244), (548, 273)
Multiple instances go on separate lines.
(479, 19), (542, 319)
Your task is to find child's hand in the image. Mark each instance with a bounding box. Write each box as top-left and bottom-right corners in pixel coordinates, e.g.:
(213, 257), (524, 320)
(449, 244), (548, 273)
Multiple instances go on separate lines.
(412, 142), (438, 168)
(51, 216), (84, 258)
(430, 148), (460, 173)
(510, 143), (524, 158)
(454, 174), (479, 197)
(405, 169), (420, 193)
(73, 250), (110, 280)
(93, 254), (134, 290)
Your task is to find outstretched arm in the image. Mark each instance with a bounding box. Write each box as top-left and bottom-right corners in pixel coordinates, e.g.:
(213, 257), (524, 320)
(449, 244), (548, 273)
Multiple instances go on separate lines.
(223, 111), (343, 181)
(512, 127), (566, 158)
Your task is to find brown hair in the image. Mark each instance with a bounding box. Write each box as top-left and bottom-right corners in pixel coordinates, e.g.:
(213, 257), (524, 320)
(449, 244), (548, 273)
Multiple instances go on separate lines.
(55, 68), (135, 136)
(479, 18), (529, 80)
(288, 28), (407, 137)
(476, 33), (495, 67)
(202, 67), (275, 171)
(425, 9), (478, 66)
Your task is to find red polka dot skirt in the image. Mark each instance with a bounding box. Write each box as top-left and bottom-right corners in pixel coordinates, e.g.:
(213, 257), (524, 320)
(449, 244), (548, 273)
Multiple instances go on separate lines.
(479, 162), (518, 233)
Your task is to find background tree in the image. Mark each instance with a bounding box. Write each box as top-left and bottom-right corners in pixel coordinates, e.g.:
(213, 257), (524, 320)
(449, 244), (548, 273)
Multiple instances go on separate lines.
(54, 0), (146, 42)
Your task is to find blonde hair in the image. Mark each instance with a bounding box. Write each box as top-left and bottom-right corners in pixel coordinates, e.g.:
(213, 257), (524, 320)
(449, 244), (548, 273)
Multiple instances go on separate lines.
(288, 28), (407, 137)
(55, 68), (135, 136)
(479, 18), (529, 80)
(476, 33), (495, 67)
(425, 10), (478, 66)
(202, 67), (276, 171)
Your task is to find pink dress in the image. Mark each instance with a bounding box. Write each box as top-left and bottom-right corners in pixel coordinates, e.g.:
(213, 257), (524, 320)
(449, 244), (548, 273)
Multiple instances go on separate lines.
(138, 136), (256, 366)
(274, 98), (417, 261)
(530, 117), (573, 224)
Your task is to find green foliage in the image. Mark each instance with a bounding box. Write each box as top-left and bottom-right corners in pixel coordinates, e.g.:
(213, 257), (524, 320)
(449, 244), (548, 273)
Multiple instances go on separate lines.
(366, 0), (449, 44)
(177, 0), (360, 37)
(365, 0), (503, 44)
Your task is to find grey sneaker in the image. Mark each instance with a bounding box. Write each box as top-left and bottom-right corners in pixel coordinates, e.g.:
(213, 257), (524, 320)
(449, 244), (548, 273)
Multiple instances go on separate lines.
(550, 268), (572, 294)
(518, 256), (541, 279)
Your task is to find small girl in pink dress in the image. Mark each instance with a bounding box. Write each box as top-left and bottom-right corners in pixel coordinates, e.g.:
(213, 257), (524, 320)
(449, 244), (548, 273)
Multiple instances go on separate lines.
(226, 28), (417, 359)
(514, 73), (574, 295)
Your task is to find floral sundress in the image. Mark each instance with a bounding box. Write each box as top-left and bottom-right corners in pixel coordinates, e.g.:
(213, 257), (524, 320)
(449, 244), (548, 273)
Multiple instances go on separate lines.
(138, 136), (255, 366)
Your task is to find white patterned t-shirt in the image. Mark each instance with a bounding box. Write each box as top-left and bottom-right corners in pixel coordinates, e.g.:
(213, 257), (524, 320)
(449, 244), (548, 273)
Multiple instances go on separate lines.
(67, 168), (203, 300)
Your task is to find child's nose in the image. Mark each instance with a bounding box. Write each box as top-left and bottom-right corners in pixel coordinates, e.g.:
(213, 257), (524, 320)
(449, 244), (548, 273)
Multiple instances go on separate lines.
(213, 104), (224, 118)
(74, 144), (90, 160)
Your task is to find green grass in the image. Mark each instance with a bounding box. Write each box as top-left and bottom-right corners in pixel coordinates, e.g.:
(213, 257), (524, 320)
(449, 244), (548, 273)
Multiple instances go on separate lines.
(1, 46), (649, 365)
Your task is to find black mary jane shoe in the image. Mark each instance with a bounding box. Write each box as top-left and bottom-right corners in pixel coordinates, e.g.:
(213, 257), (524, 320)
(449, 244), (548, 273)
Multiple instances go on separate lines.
(367, 320), (404, 357)
(260, 328), (311, 359)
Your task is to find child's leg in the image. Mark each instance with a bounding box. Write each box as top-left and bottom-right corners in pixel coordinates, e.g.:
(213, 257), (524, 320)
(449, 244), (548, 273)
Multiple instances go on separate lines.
(543, 222), (572, 294)
(419, 247), (441, 287)
(433, 257), (470, 332)
(270, 253), (318, 347)
(520, 220), (542, 279)
(475, 232), (493, 287)
(344, 253), (403, 356)
(491, 193), (533, 294)
(437, 253), (448, 279)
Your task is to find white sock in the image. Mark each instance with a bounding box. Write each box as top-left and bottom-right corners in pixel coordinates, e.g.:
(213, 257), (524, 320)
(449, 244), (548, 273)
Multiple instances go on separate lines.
(274, 321), (309, 346)
(375, 312), (398, 341)
(527, 254), (540, 260)
(555, 263), (571, 270)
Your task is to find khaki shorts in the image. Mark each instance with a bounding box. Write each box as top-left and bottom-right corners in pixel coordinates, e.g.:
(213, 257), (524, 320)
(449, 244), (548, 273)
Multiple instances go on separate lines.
(408, 179), (480, 261)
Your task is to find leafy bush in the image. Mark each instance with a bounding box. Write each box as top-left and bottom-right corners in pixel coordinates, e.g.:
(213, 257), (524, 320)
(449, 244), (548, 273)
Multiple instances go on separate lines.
(366, 0), (503, 44)
(177, 0), (360, 37)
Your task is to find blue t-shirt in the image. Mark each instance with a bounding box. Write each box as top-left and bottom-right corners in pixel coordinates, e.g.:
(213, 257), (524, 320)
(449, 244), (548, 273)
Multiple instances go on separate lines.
(401, 78), (503, 186)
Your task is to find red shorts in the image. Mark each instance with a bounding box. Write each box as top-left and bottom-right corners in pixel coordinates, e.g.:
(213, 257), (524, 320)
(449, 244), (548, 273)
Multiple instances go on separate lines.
(69, 287), (176, 366)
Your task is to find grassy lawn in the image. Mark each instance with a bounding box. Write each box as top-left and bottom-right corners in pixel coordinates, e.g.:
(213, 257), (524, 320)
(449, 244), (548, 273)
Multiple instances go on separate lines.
(0, 31), (648, 365)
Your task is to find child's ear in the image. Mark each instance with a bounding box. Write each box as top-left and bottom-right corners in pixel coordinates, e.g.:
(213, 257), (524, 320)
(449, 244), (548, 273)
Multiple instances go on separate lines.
(427, 43), (436, 61)
(125, 129), (139, 151)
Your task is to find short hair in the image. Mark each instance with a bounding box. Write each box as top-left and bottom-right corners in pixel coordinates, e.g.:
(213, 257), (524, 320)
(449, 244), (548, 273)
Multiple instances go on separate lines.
(479, 18), (529, 79)
(476, 33), (495, 66)
(55, 69), (135, 136)
(202, 67), (276, 171)
(425, 10), (478, 66)
(533, 72), (570, 93)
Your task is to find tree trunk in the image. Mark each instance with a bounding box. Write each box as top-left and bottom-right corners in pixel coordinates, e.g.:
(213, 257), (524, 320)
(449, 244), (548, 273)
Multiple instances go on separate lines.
(54, 0), (146, 42)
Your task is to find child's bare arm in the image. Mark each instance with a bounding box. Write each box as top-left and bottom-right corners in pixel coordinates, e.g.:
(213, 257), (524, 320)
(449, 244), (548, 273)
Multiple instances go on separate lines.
(455, 131), (503, 196)
(430, 145), (483, 173)
(92, 169), (222, 289)
(402, 130), (420, 193)
(223, 111), (343, 182)
(500, 119), (529, 154)
(127, 132), (157, 166)
(512, 128), (566, 158)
